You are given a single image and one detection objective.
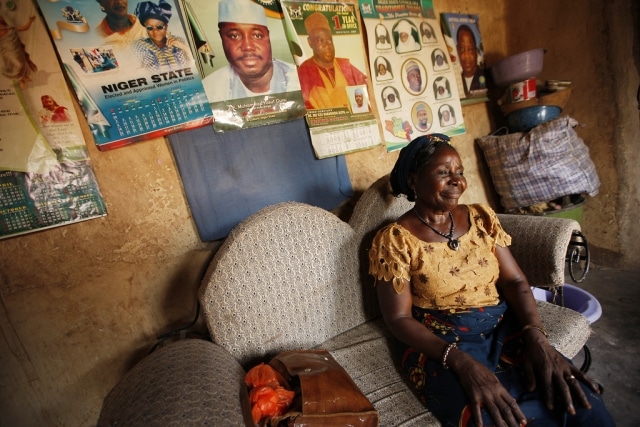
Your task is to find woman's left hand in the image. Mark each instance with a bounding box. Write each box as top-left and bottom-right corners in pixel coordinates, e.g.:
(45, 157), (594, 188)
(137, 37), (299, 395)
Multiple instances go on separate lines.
(521, 330), (601, 415)
(166, 34), (188, 52)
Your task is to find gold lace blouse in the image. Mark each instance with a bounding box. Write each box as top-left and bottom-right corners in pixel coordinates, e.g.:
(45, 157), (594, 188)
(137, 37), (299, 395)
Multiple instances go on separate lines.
(368, 204), (512, 310)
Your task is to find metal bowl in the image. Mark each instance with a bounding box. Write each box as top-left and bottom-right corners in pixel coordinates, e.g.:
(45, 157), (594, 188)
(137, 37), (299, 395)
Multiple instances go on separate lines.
(506, 105), (562, 132)
(490, 48), (546, 87)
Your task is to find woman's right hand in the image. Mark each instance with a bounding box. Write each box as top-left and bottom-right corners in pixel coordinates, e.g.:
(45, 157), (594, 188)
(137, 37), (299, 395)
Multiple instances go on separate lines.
(448, 349), (526, 427)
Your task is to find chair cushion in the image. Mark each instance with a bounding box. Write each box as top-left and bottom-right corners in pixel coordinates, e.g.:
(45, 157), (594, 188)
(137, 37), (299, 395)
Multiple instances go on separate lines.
(319, 319), (441, 427)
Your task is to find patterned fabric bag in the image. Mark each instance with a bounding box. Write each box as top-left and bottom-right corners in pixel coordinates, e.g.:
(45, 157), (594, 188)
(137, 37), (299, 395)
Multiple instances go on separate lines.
(476, 117), (600, 211)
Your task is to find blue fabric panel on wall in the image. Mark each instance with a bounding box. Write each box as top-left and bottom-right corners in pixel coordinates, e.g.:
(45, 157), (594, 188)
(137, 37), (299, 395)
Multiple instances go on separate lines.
(168, 118), (353, 241)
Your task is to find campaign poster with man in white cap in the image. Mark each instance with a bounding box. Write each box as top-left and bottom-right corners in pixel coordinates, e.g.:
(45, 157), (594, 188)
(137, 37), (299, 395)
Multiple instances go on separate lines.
(359, 0), (465, 152)
(186, 0), (306, 132)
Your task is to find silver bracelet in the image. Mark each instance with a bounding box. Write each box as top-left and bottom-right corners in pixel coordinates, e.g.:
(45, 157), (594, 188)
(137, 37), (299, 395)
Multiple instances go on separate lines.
(441, 343), (457, 369)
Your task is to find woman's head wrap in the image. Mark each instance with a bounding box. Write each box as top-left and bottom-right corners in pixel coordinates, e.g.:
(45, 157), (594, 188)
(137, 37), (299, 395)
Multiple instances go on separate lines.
(390, 134), (452, 200)
(136, 0), (172, 24)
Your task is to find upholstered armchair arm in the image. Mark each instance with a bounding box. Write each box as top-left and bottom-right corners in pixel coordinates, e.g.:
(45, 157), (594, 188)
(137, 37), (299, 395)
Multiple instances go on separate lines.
(497, 214), (590, 358)
(497, 214), (580, 289)
(98, 339), (251, 427)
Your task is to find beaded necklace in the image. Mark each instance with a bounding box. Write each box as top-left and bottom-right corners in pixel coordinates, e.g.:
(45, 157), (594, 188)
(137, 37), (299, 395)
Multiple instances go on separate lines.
(413, 206), (460, 251)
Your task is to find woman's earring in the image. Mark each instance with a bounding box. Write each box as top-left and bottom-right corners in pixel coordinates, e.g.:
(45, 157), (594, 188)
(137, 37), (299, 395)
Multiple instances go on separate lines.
(100, 6), (106, 12)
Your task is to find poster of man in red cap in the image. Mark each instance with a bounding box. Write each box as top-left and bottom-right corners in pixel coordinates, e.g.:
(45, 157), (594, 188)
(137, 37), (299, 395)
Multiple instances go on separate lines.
(281, 1), (381, 158)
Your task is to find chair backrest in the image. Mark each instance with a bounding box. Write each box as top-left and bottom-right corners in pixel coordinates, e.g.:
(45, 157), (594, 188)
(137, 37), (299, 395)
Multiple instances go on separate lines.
(349, 174), (413, 240)
(199, 202), (370, 367)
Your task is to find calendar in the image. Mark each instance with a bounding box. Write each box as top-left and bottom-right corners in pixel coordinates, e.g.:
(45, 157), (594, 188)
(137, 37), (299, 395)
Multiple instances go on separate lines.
(0, 166), (106, 239)
(0, 2), (106, 239)
(34, 0), (213, 151)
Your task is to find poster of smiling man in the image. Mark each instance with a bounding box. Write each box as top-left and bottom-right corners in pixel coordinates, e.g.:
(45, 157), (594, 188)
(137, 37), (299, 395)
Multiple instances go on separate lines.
(181, 0), (306, 132)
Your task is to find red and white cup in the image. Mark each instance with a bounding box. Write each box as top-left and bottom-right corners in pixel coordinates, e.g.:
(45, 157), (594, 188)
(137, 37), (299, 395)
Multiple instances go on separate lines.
(509, 78), (537, 103)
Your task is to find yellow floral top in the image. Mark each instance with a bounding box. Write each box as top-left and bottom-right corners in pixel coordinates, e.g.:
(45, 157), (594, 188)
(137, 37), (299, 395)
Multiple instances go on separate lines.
(368, 204), (512, 310)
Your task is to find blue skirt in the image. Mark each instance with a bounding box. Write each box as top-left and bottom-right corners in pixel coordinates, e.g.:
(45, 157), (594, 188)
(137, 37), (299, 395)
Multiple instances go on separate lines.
(397, 301), (614, 427)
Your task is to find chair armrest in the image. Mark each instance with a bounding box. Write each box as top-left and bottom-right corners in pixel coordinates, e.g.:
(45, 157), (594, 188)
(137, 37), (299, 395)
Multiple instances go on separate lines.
(98, 339), (251, 427)
(497, 214), (580, 288)
(537, 300), (591, 358)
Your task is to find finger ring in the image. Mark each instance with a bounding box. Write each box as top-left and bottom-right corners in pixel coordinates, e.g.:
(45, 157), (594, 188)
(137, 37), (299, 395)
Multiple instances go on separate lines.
(509, 400), (518, 406)
(566, 375), (576, 381)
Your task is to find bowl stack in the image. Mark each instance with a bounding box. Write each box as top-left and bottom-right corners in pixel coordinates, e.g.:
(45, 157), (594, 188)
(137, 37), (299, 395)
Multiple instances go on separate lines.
(490, 49), (570, 132)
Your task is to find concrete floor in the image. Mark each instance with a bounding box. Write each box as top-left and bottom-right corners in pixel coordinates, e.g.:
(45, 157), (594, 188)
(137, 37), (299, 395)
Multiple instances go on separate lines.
(564, 263), (640, 427)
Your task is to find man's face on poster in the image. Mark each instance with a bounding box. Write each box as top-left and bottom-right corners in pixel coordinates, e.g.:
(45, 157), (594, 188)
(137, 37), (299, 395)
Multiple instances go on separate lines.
(417, 108), (428, 126)
(407, 68), (421, 92)
(219, 22), (273, 80)
(308, 28), (335, 65)
(355, 92), (364, 107)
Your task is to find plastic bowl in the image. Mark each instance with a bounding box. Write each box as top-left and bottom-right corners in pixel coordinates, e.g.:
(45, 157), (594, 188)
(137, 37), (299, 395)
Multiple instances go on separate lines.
(490, 48), (546, 87)
(506, 105), (562, 132)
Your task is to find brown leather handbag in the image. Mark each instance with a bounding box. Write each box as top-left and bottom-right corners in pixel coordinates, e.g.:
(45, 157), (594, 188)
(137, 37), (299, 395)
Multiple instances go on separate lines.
(267, 350), (379, 427)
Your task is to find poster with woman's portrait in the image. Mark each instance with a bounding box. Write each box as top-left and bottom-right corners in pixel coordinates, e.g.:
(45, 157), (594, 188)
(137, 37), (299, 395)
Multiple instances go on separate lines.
(34, 0), (214, 150)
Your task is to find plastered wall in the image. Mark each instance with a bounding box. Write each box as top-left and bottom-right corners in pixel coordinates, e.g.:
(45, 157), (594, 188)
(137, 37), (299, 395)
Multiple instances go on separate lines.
(1, 1), (638, 425)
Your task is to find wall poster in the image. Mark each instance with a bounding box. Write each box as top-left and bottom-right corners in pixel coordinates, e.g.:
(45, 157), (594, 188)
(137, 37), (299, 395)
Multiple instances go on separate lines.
(440, 13), (488, 101)
(34, 0), (214, 151)
(0, 2), (106, 239)
(359, 0), (466, 152)
(180, 0), (307, 132)
(281, 1), (381, 159)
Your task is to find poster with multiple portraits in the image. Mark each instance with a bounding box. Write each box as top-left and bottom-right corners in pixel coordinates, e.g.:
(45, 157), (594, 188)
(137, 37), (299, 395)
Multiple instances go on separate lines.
(359, 0), (466, 152)
(0, 2), (106, 239)
(34, 0), (214, 151)
(179, 0), (307, 132)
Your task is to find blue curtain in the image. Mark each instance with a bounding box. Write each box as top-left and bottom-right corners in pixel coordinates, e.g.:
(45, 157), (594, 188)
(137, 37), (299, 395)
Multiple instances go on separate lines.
(168, 118), (353, 241)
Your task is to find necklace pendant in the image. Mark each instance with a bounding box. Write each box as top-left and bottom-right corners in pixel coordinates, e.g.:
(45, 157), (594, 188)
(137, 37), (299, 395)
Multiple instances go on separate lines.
(448, 239), (460, 251)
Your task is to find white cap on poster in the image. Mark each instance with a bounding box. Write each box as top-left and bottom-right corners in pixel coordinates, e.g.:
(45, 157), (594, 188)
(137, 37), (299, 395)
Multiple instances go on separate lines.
(218, 0), (267, 27)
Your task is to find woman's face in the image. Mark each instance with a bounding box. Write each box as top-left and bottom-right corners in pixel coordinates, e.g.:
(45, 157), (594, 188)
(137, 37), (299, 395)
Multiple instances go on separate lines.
(411, 145), (467, 211)
(144, 18), (167, 46)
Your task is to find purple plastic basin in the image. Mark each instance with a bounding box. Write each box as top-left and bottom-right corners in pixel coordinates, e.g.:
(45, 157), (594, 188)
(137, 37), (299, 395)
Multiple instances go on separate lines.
(532, 283), (602, 324)
(491, 48), (546, 87)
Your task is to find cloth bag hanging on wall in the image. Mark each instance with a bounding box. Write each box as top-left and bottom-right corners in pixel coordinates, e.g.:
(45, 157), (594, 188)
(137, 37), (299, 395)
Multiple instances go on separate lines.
(476, 117), (600, 211)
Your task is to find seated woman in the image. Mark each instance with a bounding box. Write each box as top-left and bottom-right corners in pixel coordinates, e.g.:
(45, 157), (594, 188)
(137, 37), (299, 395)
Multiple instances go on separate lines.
(132, 0), (190, 71)
(368, 134), (614, 427)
